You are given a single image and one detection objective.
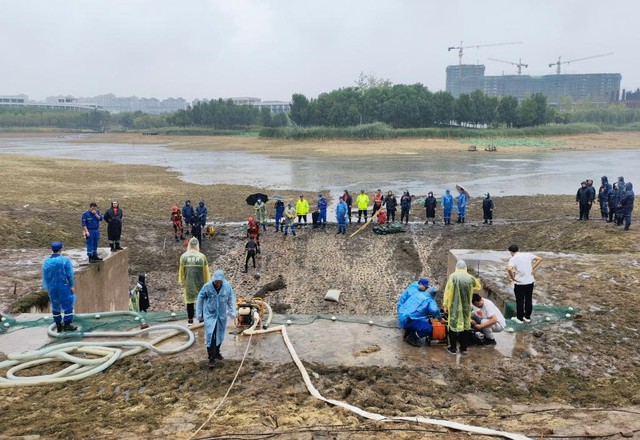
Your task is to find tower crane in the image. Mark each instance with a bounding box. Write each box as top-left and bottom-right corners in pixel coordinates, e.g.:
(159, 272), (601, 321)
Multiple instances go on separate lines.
(447, 41), (522, 65)
(548, 52), (614, 74)
(488, 57), (528, 75)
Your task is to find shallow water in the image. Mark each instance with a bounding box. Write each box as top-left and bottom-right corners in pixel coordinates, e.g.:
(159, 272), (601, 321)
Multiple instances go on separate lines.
(1, 135), (638, 202)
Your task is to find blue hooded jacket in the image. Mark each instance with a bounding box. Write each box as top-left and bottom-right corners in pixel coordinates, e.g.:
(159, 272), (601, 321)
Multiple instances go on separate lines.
(398, 288), (441, 328)
(196, 270), (237, 347)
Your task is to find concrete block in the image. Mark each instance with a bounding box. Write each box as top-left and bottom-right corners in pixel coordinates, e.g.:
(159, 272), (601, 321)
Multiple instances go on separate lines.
(74, 248), (129, 313)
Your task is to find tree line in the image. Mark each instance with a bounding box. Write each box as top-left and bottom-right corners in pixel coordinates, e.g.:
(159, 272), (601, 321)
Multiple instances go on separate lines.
(166, 98), (287, 129)
(289, 85), (556, 129)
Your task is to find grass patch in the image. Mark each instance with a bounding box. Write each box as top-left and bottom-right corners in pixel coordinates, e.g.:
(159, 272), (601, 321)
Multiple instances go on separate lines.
(260, 122), (601, 140)
(157, 127), (260, 137)
(10, 290), (49, 313)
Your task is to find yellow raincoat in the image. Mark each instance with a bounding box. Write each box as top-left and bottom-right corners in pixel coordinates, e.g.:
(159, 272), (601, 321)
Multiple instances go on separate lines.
(178, 238), (211, 304)
(443, 266), (481, 332)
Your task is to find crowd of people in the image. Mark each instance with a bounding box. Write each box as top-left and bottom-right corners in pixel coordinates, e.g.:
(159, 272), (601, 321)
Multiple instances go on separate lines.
(578, 176), (635, 230)
(171, 199), (210, 245)
(397, 244), (541, 354)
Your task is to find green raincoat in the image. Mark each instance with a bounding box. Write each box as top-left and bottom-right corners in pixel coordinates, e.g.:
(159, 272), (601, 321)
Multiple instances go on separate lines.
(443, 268), (482, 332)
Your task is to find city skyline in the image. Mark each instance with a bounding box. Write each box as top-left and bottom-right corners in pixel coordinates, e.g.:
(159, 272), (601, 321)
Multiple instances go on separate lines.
(1, 1), (637, 102)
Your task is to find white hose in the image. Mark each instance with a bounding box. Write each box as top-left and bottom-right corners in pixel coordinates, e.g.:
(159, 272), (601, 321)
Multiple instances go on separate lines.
(0, 312), (197, 388)
(241, 324), (530, 440)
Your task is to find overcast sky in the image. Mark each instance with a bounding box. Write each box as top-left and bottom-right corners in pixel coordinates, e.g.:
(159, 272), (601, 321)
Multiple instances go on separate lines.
(1, 0), (637, 102)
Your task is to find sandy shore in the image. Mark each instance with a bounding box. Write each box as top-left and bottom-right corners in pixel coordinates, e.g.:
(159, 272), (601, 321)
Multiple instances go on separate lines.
(3, 130), (639, 157)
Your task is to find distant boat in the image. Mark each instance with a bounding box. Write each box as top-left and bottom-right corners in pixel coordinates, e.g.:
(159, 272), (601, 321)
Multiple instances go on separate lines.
(468, 145), (477, 152)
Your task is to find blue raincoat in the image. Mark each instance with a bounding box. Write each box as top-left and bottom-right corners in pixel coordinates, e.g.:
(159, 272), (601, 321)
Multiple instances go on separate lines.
(196, 202), (208, 226)
(42, 254), (76, 324)
(336, 200), (348, 224)
(457, 193), (467, 217)
(196, 270), (237, 348)
(442, 191), (453, 217)
(398, 288), (441, 335)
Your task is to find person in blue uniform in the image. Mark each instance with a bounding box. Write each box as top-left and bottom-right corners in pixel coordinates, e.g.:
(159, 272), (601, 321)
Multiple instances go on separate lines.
(442, 189), (453, 225)
(317, 194), (328, 228)
(82, 202), (103, 263)
(42, 242), (77, 332)
(182, 200), (194, 236)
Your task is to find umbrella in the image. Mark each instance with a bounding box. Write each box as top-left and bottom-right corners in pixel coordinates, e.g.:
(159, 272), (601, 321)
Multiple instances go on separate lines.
(246, 193), (269, 206)
(269, 194), (285, 201)
(456, 185), (470, 198)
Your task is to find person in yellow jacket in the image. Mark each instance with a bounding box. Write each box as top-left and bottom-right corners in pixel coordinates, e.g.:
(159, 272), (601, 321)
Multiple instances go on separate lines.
(178, 237), (211, 325)
(356, 190), (370, 224)
(296, 194), (309, 228)
(443, 259), (482, 355)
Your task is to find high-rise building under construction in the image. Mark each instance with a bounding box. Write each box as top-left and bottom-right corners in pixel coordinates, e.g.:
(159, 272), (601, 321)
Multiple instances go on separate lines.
(446, 65), (621, 106)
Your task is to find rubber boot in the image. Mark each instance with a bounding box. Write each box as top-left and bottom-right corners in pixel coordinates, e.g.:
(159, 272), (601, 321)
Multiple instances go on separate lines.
(207, 345), (217, 368)
(214, 344), (224, 360)
(56, 322), (63, 333)
(405, 331), (422, 347)
(64, 322), (78, 332)
(456, 216), (461, 224)
(110, 242), (116, 252)
(115, 242), (123, 250)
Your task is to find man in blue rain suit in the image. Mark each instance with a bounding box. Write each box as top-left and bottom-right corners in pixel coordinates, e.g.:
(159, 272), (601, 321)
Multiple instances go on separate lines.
(456, 188), (467, 224)
(182, 200), (194, 236)
(42, 242), (77, 332)
(397, 278), (442, 347)
(274, 199), (285, 232)
(598, 176), (612, 221)
(619, 182), (634, 231)
(336, 196), (348, 235)
(82, 202), (103, 263)
(442, 189), (453, 225)
(196, 200), (208, 228)
(196, 269), (237, 368)
(317, 194), (328, 228)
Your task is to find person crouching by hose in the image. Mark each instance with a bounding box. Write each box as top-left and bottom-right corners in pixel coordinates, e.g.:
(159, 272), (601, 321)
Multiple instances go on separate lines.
(196, 269), (237, 368)
(42, 242), (77, 332)
(397, 278), (443, 347)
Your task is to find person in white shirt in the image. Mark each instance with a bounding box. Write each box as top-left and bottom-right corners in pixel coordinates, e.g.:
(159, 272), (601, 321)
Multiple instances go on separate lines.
(471, 294), (505, 345)
(507, 244), (543, 324)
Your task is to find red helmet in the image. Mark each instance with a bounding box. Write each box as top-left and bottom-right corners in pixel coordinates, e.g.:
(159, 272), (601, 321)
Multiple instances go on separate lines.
(248, 217), (254, 223)
(172, 205), (179, 212)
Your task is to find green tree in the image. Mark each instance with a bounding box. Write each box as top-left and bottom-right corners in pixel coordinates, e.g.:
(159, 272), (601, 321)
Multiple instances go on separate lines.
(290, 93), (311, 126)
(454, 94), (473, 126)
(260, 107), (272, 127)
(496, 96), (518, 127)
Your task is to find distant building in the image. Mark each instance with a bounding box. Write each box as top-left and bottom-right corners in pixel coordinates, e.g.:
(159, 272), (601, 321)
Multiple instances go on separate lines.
(0, 94), (28, 104)
(46, 94), (188, 114)
(195, 97), (291, 113)
(446, 64), (621, 106)
(622, 88), (640, 109)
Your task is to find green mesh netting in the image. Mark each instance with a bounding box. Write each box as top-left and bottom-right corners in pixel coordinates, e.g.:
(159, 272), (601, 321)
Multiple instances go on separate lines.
(0, 311), (191, 338)
(372, 222), (406, 235)
(502, 301), (578, 331)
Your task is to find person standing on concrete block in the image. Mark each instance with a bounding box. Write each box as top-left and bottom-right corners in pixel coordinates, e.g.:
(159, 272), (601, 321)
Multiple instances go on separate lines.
(82, 202), (103, 263)
(196, 269), (237, 368)
(179, 238), (210, 325)
(42, 242), (77, 332)
(104, 200), (123, 252)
